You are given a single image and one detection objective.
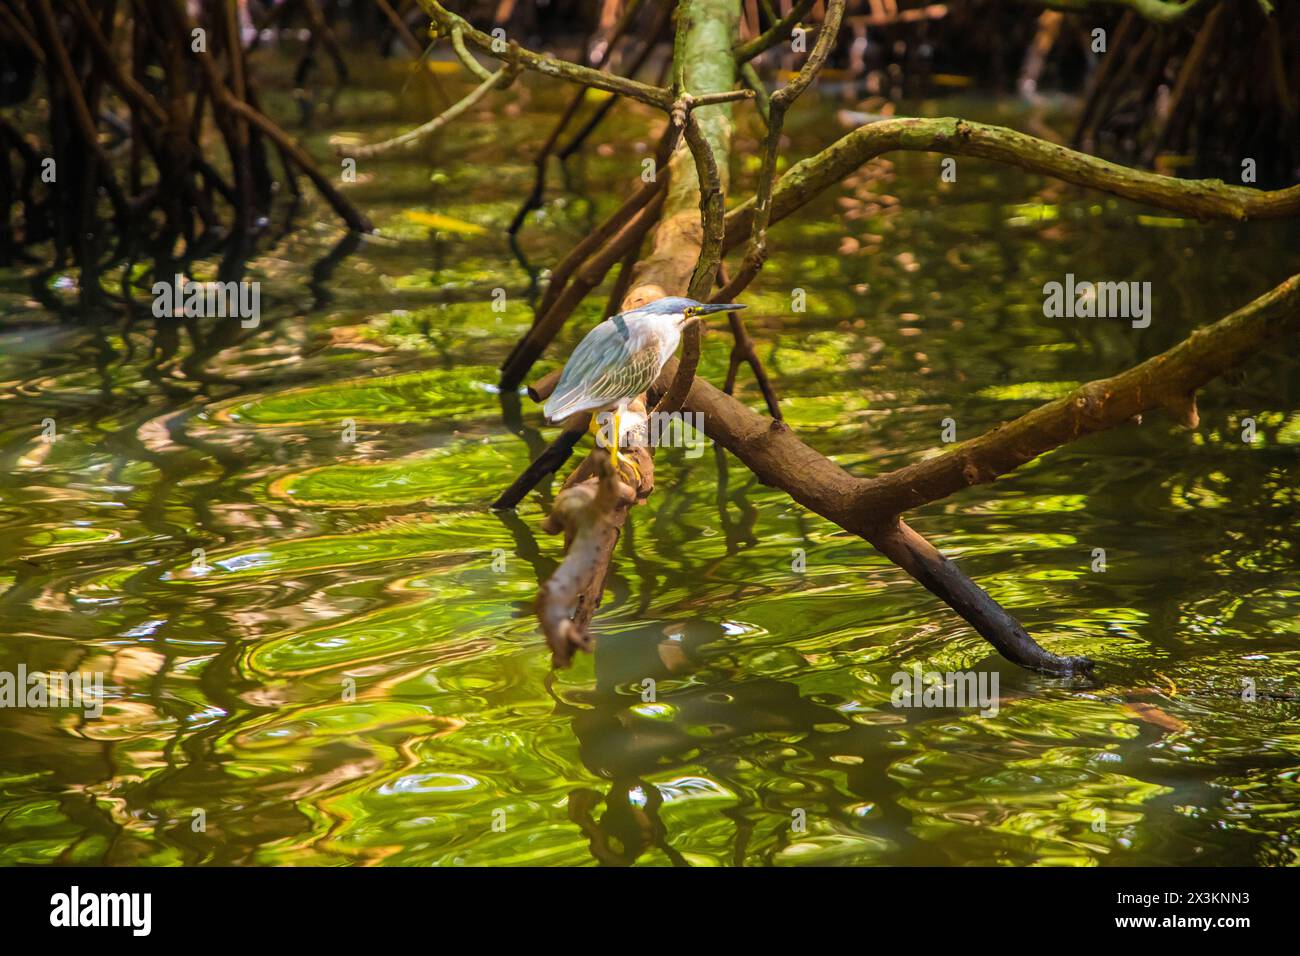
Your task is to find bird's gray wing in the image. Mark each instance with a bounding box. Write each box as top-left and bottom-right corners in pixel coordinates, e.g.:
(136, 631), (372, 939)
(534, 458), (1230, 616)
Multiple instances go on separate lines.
(544, 316), (661, 421)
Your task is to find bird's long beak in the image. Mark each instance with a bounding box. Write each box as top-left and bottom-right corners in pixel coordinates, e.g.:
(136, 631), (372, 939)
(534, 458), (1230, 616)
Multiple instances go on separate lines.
(682, 302), (746, 327)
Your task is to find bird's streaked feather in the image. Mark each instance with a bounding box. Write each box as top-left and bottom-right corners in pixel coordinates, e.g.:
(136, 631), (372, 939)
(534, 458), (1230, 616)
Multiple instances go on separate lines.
(544, 313), (674, 421)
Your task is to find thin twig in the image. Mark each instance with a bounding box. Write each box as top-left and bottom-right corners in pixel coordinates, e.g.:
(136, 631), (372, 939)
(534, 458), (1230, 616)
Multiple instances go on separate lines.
(735, 0), (816, 62)
(416, 0), (675, 109)
(339, 61), (517, 159)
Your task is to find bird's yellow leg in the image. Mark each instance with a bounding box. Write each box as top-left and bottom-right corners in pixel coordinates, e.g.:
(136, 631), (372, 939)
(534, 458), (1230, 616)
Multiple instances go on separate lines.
(622, 454), (641, 485)
(609, 407), (621, 474)
(589, 410), (639, 484)
(611, 407), (641, 485)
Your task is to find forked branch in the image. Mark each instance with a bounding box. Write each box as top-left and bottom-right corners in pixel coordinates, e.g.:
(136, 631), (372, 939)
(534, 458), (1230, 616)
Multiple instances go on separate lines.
(494, 0), (1300, 679)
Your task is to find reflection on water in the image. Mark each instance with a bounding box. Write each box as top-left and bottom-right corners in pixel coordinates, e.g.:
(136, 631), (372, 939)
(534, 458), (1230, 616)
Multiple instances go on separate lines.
(1, 63), (1299, 866)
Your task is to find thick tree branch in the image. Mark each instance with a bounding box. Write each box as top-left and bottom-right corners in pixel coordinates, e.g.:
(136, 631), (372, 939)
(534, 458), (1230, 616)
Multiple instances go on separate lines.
(538, 451), (637, 664)
(873, 519), (1095, 673)
(724, 117), (1300, 254)
(655, 272), (1299, 535)
(851, 274), (1300, 518)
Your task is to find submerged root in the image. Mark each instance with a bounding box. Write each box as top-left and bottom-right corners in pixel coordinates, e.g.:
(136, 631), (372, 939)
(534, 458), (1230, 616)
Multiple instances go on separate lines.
(537, 451), (640, 666)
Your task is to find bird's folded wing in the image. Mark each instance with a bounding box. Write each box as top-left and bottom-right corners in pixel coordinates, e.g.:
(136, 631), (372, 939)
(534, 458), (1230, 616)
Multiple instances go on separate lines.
(544, 320), (662, 421)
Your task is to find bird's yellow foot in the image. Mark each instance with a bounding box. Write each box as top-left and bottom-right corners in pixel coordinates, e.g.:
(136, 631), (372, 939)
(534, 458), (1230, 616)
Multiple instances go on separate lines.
(614, 450), (641, 486)
(604, 408), (640, 486)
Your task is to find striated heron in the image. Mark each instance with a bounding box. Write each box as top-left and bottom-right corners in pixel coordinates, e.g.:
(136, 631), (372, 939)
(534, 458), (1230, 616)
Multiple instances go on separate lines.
(544, 296), (746, 479)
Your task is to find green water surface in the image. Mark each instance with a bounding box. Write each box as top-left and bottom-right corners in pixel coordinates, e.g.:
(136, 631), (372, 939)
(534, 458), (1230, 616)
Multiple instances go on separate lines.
(1, 63), (1298, 866)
